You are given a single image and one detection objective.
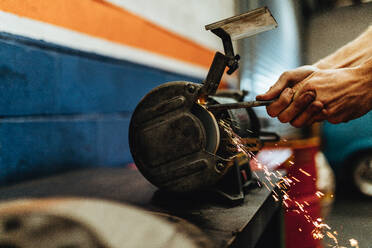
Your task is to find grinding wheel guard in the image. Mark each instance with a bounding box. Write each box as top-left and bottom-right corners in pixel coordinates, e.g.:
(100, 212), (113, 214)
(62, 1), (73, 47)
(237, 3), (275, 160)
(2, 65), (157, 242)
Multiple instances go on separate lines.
(129, 82), (267, 193)
(129, 82), (233, 192)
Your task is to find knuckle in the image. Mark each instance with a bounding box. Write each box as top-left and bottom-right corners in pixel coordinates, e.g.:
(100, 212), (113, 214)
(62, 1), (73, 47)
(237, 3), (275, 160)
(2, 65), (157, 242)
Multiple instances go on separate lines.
(302, 82), (315, 92)
(281, 89), (294, 105)
(266, 107), (277, 117)
(291, 120), (303, 128)
(278, 113), (289, 123)
(328, 116), (341, 124)
(325, 109), (334, 118)
(268, 111), (276, 118)
(310, 101), (323, 111)
(280, 71), (291, 80)
(282, 97), (292, 106)
(293, 99), (304, 110)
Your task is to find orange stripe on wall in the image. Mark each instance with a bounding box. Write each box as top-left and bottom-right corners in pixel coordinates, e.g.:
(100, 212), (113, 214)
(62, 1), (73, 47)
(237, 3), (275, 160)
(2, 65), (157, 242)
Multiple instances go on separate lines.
(0, 0), (215, 69)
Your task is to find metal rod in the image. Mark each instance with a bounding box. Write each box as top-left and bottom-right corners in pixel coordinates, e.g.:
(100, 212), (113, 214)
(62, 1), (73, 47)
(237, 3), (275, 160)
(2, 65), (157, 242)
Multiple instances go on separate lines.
(206, 99), (275, 111)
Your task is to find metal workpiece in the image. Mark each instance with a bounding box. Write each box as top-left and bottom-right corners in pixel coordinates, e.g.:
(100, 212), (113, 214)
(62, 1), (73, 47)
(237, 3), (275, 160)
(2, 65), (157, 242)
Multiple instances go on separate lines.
(207, 99), (275, 111)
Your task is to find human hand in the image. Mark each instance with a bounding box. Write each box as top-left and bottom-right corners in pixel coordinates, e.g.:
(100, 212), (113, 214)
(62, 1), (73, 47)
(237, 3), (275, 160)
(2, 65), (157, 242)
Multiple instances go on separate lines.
(256, 65), (323, 127)
(256, 64), (372, 127)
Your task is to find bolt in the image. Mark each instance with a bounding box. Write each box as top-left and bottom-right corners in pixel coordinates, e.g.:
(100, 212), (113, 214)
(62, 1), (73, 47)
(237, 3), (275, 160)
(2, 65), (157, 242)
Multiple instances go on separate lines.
(215, 163), (226, 173)
(186, 84), (196, 94)
(4, 217), (22, 232)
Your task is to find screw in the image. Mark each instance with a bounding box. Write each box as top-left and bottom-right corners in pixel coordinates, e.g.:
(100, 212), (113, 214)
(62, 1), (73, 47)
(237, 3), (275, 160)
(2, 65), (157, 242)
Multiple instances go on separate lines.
(215, 163), (226, 173)
(4, 217), (22, 232)
(186, 84), (196, 94)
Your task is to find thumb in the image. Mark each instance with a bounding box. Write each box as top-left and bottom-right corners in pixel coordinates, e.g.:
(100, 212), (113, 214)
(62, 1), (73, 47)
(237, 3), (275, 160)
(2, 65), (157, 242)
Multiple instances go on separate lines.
(256, 75), (289, 100)
(256, 66), (317, 101)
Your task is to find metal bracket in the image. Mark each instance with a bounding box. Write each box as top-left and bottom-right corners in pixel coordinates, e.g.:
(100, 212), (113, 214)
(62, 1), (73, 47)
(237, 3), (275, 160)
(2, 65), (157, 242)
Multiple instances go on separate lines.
(199, 7), (278, 98)
(199, 29), (240, 97)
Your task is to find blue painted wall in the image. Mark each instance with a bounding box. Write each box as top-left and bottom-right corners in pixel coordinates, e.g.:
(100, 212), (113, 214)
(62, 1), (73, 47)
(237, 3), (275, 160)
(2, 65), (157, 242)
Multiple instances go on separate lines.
(0, 32), (202, 185)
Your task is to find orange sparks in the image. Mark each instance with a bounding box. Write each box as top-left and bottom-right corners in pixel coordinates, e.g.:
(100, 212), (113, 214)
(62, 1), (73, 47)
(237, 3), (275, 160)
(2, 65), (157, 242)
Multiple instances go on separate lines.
(315, 191), (325, 198)
(219, 120), (355, 248)
(299, 168), (311, 177)
(295, 201), (305, 212)
(349, 238), (359, 248)
(262, 181), (271, 191)
(292, 176), (300, 182)
(326, 231), (338, 245)
(197, 97), (206, 105)
(272, 194), (279, 202)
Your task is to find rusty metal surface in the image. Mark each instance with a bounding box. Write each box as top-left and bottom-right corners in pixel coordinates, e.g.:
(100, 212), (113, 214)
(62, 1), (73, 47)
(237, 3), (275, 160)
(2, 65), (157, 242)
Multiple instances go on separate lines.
(0, 168), (282, 247)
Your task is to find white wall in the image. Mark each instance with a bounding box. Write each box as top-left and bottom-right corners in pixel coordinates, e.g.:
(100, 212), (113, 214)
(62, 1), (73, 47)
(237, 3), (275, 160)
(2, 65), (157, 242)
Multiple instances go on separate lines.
(107, 0), (236, 51)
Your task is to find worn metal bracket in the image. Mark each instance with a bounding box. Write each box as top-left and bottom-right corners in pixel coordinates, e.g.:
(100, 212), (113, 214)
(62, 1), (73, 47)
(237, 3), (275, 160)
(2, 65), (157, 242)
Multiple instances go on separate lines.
(200, 6), (277, 98)
(211, 28), (240, 75)
(199, 29), (240, 97)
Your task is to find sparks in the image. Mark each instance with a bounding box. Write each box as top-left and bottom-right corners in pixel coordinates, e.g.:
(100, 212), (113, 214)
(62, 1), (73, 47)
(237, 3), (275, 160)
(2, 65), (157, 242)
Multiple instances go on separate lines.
(316, 191), (325, 198)
(218, 120), (359, 248)
(272, 194), (279, 202)
(292, 176), (300, 182)
(326, 231), (338, 245)
(299, 168), (311, 177)
(349, 239), (359, 248)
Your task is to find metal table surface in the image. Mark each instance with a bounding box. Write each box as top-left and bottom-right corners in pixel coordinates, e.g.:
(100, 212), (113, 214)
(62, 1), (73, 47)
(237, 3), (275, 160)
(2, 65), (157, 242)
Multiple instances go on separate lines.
(0, 167), (283, 248)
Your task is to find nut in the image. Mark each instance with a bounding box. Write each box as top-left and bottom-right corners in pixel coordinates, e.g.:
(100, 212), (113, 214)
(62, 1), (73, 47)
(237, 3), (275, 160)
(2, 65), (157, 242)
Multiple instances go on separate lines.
(186, 84), (196, 94)
(215, 163), (226, 173)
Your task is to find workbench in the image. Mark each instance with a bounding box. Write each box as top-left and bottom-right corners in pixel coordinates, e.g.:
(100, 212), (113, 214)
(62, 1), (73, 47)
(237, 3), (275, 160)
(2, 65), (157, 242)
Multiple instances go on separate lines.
(0, 167), (283, 248)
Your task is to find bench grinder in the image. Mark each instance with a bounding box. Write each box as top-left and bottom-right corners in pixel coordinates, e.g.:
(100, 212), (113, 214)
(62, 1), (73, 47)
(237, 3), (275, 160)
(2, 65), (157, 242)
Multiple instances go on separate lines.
(129, 7), (279, 203)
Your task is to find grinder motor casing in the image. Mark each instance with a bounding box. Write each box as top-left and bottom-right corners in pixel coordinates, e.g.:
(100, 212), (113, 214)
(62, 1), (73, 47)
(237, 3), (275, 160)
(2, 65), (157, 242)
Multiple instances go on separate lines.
(129, 82), (261, 193)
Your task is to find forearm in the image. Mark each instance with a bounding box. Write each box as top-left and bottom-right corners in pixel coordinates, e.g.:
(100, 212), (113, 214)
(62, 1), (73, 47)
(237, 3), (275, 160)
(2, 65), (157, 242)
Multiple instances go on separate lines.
(358, 57), (372, 108)
(314, 25), (372, 69)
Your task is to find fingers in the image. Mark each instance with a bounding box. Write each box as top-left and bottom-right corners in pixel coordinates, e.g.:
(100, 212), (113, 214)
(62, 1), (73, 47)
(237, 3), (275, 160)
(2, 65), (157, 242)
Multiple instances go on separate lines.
(277, 90), (316, 123)
(290, 101), (324, 127)
(307, 110), (327, 125)
(256, 71), (292, 101)
(256, 66), (317, 101)
(256, 73), (291, 101)
(266, 88), (295, 117)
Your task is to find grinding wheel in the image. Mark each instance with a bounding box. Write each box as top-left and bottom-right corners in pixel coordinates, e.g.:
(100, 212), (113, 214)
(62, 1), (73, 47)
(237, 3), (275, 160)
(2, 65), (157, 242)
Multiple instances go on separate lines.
(191, 103), (220, 154)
